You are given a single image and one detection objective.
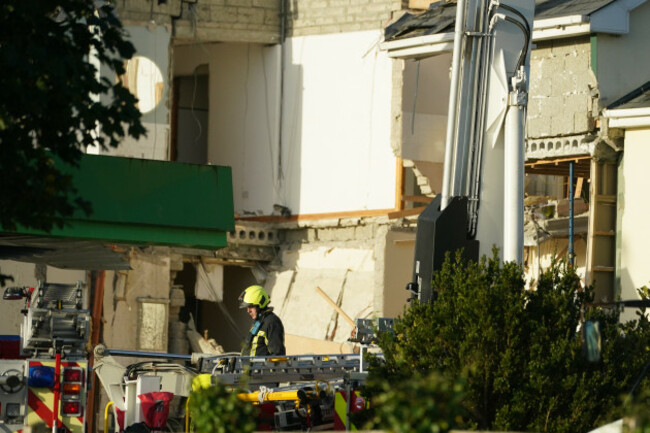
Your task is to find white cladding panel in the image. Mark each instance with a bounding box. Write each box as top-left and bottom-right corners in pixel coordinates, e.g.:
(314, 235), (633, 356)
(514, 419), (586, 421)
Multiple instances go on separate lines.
(618, 128), (650, 321)
(282, 31), (397, 215)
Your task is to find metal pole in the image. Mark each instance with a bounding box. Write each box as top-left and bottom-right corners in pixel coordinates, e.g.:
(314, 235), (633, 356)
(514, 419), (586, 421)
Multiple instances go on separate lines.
(503, 72), (525, 264)
(441, 0), (468, 209)
(569, 161), (574, 267)
(105, 348), (193, 360)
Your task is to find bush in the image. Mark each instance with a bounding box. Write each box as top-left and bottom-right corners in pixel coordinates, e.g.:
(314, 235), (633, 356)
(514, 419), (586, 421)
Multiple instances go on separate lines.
(357, 250), (650, 432)
(360, 370), (468, 433)
(188, 380), (258, 433)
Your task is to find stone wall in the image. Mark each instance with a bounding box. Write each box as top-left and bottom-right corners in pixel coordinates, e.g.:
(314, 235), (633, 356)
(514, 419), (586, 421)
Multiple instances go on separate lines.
(527, 36), (599, 140)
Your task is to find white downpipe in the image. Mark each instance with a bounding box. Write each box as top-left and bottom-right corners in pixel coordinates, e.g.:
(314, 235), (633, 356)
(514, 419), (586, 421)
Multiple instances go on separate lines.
(503, 102), (524, 263)
(441, 0), (467, 210)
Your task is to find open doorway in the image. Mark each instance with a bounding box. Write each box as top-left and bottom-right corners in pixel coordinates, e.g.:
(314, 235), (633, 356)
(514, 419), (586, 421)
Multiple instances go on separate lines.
(174, 263), (259, 353)
(171, 65), (209, 164)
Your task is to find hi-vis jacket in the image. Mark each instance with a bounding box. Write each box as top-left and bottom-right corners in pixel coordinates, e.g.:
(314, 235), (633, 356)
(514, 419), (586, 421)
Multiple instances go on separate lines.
(242, 309), (286, 356)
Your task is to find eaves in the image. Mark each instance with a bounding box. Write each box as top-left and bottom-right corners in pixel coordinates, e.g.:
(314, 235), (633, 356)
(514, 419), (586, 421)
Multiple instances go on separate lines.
(534, 0), (646, 41)
(381, 0), (646, 59)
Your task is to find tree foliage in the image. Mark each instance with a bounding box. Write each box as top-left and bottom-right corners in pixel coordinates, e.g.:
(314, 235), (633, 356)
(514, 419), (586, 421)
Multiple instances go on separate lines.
(357, 251), (650, 432)
(0, 0), (145, 233)
(188, 380), (258, 433)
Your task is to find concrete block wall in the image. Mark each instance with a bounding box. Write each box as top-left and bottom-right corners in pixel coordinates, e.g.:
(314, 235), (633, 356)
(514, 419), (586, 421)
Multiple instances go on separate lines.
(118, 0), (282, 44)
(287, 0), (407, 36)
(527, 36), (598, 140)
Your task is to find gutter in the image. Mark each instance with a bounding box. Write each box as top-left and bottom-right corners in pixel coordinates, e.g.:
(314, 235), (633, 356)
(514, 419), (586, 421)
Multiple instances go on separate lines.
(381, 15), (593, 59)
(380, 33), (454, 59)
(532, 15), (591, 41)
(603, 107), (650, 128)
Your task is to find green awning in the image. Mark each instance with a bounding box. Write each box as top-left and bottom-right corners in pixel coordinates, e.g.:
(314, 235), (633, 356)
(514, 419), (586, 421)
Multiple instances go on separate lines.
(7, 154), (234, 251)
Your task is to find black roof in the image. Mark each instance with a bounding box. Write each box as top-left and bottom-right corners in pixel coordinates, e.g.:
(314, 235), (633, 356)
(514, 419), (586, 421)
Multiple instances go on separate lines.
(608, 80), (650, 109)
(385, 0), (617, 42)
(535, 0), (616, 19)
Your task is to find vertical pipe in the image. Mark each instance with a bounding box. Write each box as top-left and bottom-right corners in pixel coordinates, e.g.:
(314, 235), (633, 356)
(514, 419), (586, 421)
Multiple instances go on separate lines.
(87, 270), (105, 433)
(105, 402), (115, 433)
(569, 161), (575, 267)
(52, 351), (62, 433)
(441, 0), (468, 209)
(503, 102), (524, 263)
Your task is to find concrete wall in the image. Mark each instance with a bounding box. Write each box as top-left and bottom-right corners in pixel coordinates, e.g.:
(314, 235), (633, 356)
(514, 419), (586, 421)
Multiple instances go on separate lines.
(287, 0), (405, 37)
(102, 248), (171, 351)
(596, 1), (650, 106)
(264, 219), (403, 345)
(618, 128), (650, 321)
(527, 36), (598, 139)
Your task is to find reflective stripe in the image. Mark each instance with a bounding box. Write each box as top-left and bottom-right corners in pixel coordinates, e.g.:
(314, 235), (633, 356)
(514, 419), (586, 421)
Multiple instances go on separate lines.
(249, 330), (268, 356)
(27, 360), (85, 433)
(334, 391), (347, 430)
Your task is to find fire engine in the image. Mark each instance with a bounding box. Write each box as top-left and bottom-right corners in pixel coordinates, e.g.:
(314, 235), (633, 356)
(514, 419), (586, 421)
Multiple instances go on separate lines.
(0, 281), (90, 433)
(92, 318), (389, 432)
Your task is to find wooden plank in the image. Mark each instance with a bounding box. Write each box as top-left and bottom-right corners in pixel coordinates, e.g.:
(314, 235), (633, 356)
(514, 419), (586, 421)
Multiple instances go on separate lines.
(237, 208), (396, 222)
(574, 177), (583, 198)
(525, 155), (591, 167)
(593, 266), (615, 272)
(395, 157), (404, 211)
(387, 207), (426, 219)
(315, 287), (355, 327)
(595, 194), (616, 204)
(409, 0), (435, 9)
(555, 245), (568, 261)
(403, 195), (434, 204)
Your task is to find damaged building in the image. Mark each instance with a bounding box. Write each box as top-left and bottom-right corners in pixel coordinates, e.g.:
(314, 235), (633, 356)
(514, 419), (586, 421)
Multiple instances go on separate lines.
(2, 0), (650, 429)
(382, 0), (650, 305)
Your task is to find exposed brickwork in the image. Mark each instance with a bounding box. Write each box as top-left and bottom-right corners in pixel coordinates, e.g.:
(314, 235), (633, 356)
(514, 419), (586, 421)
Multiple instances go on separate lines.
(527, 36), (598, 139)
(118, 0), (411, 42)
(287, 0), (407, 37)
(118, 0), (282, 44)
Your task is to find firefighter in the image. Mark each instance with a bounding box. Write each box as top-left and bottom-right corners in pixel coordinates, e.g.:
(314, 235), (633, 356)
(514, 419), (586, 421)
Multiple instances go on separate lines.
(238, 285), (286, 356)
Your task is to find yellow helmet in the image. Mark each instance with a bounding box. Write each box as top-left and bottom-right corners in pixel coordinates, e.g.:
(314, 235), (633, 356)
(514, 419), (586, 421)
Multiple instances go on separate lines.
(238, 285), (270, 309)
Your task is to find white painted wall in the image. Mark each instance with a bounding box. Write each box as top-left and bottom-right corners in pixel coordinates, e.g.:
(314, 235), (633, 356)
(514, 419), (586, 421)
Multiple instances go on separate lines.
(401, 54), (451, 163)
(597, 2), (650, 106)
(174, 31), (396, 217)
(282, 31), (396, 215)
(618, 128), (650, 321)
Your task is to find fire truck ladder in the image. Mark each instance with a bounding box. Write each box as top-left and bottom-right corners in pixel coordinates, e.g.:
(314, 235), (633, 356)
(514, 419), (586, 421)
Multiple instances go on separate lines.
(201, 353), (365, 386)
(22, 281), (89, 358)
